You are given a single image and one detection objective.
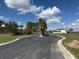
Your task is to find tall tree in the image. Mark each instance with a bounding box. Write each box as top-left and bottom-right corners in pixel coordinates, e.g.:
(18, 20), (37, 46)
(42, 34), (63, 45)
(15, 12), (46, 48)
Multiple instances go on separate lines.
(5, 23), (9, 32)
(8, 21), (18, 35)
(26, 22), (34, 34)
(39, 18), (47, 35)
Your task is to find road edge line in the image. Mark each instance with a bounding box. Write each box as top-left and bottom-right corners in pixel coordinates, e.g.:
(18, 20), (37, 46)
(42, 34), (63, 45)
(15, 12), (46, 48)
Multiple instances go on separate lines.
(57, 35), (76, 59)
(0, 35), (33, 46)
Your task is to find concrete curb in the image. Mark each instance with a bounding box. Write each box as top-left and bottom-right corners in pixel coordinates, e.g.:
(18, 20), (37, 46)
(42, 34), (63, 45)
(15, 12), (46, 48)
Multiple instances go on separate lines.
(57, 35), (76, 59)
(0, 35), (33, 46)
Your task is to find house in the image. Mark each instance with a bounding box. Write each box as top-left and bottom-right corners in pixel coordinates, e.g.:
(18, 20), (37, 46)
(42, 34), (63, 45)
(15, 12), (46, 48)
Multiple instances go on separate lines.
(0, 20), (5, 29)
(53, 29), (67, 34)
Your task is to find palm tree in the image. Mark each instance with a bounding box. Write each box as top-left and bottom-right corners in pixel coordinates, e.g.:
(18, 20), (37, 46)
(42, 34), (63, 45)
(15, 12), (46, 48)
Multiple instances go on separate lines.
(39, 18), (47, 35)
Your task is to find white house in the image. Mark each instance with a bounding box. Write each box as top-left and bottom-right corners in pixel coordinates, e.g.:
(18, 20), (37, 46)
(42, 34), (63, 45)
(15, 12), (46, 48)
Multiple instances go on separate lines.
(53, 29), (67, 34)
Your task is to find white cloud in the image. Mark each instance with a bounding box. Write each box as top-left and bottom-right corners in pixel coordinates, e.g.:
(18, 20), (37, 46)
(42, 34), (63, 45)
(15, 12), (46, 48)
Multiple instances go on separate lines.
(71, 23), (76, 26)
(73, 19), (79, 26)
(5, 0), (31, 9)
(77, 7), (79, 9)
(39, 6), (61, 18)
(30, 6), (43, 13)
(0, 16), (4, 20)
(47, 16), (61, 24)
(17, 22), (21, 25)
(67, 19), (79, 31)
(75, 7), (79, 15)
(61, 22), (65, 25)
(75, 13), (79, 15)
(5, 0), (43, 14)
(0, 16), (8, 21)
(47, 26), (56, 31)
(76, 19), (79, 22)
(38, 6), (61, 24)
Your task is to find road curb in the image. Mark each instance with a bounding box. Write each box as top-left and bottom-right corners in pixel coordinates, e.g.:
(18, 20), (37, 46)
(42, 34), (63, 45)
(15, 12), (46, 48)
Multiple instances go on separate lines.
(0, 35), (33, 46)
(57, 35), (76, 59)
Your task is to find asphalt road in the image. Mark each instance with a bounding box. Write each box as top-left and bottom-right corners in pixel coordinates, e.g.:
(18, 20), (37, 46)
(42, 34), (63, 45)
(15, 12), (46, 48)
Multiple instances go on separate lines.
(0, 35), (65, 59)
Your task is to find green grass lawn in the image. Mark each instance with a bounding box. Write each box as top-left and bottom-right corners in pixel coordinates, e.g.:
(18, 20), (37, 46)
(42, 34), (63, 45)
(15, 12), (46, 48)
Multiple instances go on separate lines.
(0, 34), (22, 44)
(59, 33), (79, 59)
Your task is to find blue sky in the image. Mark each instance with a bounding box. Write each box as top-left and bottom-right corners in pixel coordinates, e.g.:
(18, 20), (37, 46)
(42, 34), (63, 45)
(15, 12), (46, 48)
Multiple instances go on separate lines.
(0, 0), (79, 31)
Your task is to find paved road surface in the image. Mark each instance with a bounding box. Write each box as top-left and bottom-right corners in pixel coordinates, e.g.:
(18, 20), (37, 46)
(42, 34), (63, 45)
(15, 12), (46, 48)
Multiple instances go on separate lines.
(0, 35), (65, 59)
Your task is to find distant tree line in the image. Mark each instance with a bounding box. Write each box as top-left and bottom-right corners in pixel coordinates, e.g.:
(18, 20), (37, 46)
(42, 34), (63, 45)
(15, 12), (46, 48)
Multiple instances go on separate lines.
(0, 18), (47, 35)
(0, 20), (23, 35)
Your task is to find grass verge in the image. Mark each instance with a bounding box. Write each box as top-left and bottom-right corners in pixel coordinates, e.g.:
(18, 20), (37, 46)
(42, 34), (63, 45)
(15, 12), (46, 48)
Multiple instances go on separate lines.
(0, 34), (23, 44)
(59, 33), (79, 59)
